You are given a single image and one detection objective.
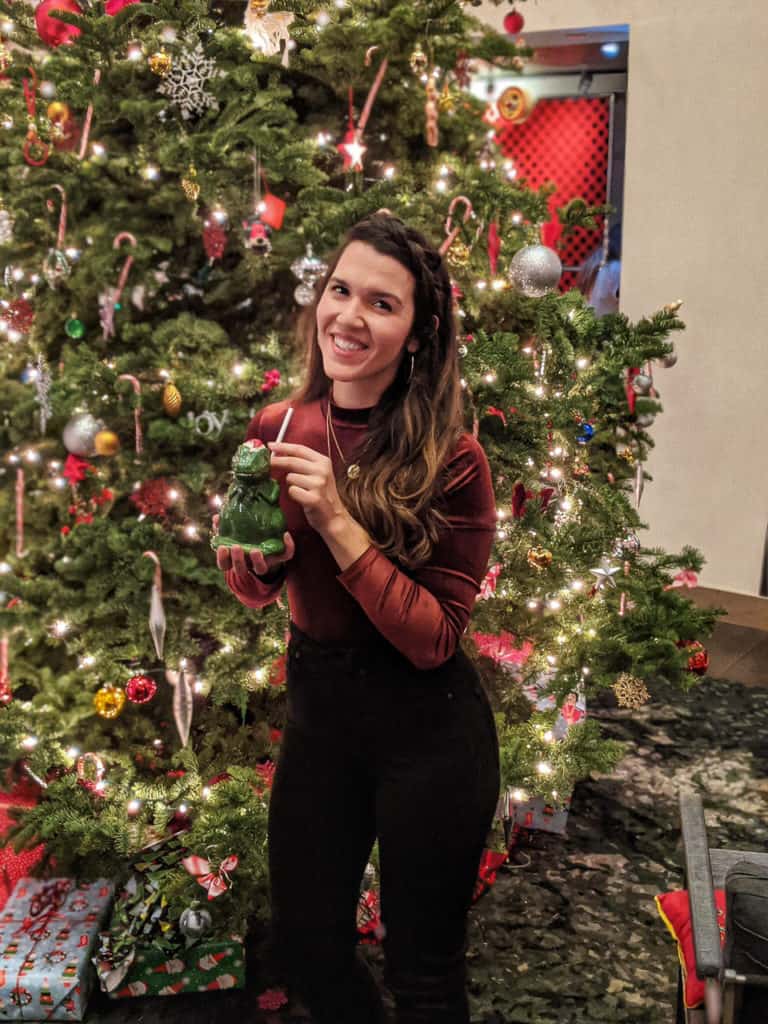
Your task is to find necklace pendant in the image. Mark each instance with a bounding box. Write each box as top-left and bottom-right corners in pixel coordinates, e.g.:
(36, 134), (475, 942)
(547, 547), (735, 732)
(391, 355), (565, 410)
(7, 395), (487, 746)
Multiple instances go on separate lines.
(347, 463), (360, 480)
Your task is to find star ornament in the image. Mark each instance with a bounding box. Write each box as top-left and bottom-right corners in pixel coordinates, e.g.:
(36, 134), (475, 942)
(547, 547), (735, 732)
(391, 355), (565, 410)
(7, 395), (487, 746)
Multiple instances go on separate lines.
(589, 558), (621, 591)
(339, 133), (366, 172)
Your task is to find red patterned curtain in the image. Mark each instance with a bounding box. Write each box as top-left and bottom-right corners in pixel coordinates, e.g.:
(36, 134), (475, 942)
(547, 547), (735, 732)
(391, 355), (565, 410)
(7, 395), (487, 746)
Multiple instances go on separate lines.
(495, 96), (610, 291)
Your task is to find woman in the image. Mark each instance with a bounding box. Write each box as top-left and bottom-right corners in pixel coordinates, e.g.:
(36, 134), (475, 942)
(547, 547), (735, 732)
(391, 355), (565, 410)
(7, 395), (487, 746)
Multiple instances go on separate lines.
(215, 213), (500, 1024)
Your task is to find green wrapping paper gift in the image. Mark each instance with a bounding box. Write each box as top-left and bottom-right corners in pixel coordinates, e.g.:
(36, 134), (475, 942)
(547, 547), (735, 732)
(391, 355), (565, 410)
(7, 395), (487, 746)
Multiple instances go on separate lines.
(0, 877), (114, 1021)
(96, 937), (245, 998)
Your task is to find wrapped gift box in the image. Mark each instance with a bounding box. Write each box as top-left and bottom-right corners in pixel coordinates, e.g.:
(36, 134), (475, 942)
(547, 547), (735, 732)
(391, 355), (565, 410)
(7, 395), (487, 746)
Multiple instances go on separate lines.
(0, 877), (114, 1021)
(97, 937), (245, 998)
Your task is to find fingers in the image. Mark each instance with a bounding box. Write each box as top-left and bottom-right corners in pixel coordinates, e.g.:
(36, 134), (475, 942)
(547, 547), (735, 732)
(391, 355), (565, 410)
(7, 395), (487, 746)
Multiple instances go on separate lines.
(217, 533), (295, 578)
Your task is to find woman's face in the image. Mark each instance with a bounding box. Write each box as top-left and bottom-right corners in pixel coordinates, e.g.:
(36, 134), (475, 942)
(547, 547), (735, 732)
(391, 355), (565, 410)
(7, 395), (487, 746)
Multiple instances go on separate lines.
(315, 240), (416, 407)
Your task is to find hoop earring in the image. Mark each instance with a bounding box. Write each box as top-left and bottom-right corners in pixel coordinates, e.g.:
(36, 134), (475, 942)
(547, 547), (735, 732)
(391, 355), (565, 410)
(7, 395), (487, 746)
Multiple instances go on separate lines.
(407, 352), (415, 383)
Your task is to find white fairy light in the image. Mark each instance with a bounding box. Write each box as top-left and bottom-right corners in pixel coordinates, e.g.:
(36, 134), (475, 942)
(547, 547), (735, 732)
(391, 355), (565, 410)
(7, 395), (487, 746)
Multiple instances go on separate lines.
(0, 561), (10, 574)
(202, 786), (211, 800)
(184, 524), (199, 539)
(586, 628), (596, 638)
(537, 761), (553, 775)
(435, 179), (448, 193)
(527, 600), (539, 610)
(491, 279), (505, 291)
(178, 803), (188, 814)
(91, 142), (106, 158)
(127, 798), (141, 815)
(232, 362), (245, 377)
(316, 10), (330, 27)
(168, 488), (179, 501)
(576, 357), (589, 369)
(511, 212), (523, 225)
(53, 477), (67, 490)
(52, 619), (70, 637)
(543, 730), (554, 742)
(582, 666), (591, 676)
(546, 654), (558, 666)
(484, 372), (496, 383)
(78, 655), (96, 668)
(21, 736), (38, 750)
(212, 495), (223, 508)
(23, 449), (40, 463)
(571, 580), (584, 591)
(142, 164), (160, 181)
(383, 165), (396, 179)
(66, 746), (79, 758)
(159, 369), (171, 380)
(475, 280), (487, 290)
(127, 43), (143, 61)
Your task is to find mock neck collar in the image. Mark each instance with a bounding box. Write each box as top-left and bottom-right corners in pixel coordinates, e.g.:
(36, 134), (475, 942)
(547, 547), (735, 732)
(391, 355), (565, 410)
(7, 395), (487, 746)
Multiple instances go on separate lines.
(326, 394), (374, 424)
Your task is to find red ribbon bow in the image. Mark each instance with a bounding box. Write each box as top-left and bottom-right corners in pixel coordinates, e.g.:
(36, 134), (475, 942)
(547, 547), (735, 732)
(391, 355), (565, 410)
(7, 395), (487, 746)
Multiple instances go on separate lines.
(663, 570), (699, 592)
(181, 854), (238, 900)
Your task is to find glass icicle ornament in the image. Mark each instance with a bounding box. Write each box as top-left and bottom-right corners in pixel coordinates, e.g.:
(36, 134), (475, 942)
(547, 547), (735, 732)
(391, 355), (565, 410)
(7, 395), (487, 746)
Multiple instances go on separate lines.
(0, 202), (13, 246)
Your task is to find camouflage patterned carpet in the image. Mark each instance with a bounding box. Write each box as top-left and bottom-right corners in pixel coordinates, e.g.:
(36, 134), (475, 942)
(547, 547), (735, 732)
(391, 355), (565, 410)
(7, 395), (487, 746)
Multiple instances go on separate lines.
(87, 675), (768, 1024)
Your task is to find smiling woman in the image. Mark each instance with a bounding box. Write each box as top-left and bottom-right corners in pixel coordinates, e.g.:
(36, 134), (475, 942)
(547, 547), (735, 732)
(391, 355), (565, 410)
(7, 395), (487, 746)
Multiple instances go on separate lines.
(215, 212), (500, 1024)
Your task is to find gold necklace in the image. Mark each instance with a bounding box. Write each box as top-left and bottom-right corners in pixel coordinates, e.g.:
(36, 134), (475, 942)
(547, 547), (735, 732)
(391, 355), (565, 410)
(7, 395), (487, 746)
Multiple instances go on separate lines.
(326, 395), (361, 480)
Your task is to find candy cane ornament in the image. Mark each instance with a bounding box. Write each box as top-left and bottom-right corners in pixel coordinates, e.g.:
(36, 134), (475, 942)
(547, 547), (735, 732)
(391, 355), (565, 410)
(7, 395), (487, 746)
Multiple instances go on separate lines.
(77, 68), (101, 161)
(117, 374), (143, 455)
(101, 232), (137, 340)
(439, 195), (473, 257)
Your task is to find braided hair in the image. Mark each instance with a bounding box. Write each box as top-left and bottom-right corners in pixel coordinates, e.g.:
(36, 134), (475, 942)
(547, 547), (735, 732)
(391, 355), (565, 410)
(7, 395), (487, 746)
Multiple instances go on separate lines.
(290, 213), (465, 569)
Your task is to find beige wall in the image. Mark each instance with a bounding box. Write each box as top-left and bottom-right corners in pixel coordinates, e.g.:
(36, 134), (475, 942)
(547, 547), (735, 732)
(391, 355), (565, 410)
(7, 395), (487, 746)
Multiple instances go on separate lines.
(478, 0), (768, 601)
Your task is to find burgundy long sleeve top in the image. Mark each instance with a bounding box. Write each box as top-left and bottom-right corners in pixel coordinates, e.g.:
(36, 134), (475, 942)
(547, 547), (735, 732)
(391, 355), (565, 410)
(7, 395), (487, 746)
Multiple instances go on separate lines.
(224, 395), (496, 670)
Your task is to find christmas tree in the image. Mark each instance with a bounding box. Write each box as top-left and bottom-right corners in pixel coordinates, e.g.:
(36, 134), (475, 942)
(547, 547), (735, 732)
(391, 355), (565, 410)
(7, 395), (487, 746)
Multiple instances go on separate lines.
(0, 0), (717, 958)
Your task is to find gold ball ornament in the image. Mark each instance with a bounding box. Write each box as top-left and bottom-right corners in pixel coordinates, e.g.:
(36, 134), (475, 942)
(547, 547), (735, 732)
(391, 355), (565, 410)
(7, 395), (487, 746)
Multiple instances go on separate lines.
(526, 546), (553, 572)
(163, 382), (182, 417)
(445, 240), (471, 269)
(612, 673), (650, 709)
(94, 429), (120, 456)
(94, 684), (126, 719)
(409, 44), (428, 76)
(148, 49), (172, 77)
(47, 101), (71, 123)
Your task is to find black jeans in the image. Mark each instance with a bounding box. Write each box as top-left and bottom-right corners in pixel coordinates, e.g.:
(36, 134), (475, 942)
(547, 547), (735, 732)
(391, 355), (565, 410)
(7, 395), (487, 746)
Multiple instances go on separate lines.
(267, 622), (501, 1024)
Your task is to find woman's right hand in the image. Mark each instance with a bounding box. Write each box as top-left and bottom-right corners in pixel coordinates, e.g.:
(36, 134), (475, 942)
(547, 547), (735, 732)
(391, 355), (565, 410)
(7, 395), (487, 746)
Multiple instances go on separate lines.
(213, 515), (295, 578)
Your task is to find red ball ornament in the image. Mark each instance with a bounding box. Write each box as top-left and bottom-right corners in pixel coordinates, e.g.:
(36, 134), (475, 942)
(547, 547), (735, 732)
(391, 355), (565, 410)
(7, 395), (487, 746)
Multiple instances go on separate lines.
(125, 674), (157, 704)
(105, 0), (139, 12)
(503, 8), (525, 35)
(34, 0), (83, 47)
(678, 639), (709, 676)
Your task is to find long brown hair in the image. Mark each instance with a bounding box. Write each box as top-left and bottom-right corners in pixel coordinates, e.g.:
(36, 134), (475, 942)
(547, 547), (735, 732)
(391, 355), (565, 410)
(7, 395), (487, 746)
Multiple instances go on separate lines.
(289, 213), (464, 569)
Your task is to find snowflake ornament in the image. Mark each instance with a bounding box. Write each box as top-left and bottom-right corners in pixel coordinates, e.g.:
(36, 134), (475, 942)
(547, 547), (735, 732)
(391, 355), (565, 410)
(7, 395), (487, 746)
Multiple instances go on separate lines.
(157, 42), (223, 121)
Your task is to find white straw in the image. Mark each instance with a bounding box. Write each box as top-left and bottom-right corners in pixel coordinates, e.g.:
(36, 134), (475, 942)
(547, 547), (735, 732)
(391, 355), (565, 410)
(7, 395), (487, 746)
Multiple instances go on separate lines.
(275, 406), (293, 445)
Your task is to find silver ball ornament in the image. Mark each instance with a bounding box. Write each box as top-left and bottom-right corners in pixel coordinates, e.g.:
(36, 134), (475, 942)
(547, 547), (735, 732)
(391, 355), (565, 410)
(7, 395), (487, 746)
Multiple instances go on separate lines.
(293, 282), (316, 306)
(658, 351), (678, 368)
(179, 906), (212, 939)
(631, 372), (653, 395)
(62, 413), (104, 457)
(508, 244), (562, 297)
(635, 412), (656, 428)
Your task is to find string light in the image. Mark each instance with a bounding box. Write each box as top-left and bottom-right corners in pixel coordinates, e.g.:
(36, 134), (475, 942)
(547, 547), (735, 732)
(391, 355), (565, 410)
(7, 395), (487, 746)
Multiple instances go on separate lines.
(0, 561), (10, 573)
(435, 179), (448, 193)
(52, 619), (70, 637)
(142, 164), (160, 181)
(78, 655), (96, 668)
(232, 362), (245, 377)
(168, 488), (179, 501)
(184, 524), (199, 539)
(21, 736), (38, 750)
(543, 730), (554, 742)
(91, 142), (106, 159)
(536, 761), (552, 775)
(571, 580), (584, 591)
(202, 786), (212, 800)
(512, 788), (526, 801)
(127, 43), (143, 61)
(66, 746), (79, 758)
(127, 799), (141, 816)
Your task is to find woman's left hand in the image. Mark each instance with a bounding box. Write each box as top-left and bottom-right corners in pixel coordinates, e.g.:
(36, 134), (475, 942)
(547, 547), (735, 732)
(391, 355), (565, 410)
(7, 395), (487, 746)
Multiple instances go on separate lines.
(267, 441), (348, 534)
